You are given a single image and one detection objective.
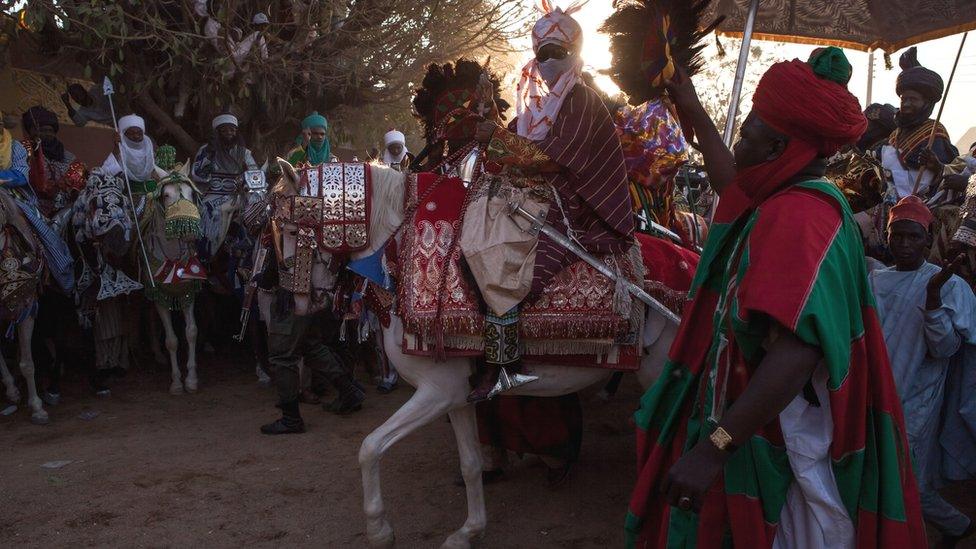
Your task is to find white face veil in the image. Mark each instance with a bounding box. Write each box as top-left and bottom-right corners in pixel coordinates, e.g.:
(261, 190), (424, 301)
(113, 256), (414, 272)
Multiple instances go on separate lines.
(515, 2), (585, 141)
(102, 114), (157, 181)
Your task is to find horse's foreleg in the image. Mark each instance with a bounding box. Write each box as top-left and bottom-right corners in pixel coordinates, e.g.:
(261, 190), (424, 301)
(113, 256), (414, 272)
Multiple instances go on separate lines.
(359, 386), (455, 547)
(147, 305), (167, 365)
(443, 404), (487, 549)
(0, 347), (19, 403)
(155, 303), (183, 395)
(183, 301), (198, 393)
(17, 317), (47, 424)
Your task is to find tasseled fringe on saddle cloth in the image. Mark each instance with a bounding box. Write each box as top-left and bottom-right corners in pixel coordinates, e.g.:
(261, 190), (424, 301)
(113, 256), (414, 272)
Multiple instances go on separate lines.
(398, 242), (647, 367)
(146, 281), (201, 311)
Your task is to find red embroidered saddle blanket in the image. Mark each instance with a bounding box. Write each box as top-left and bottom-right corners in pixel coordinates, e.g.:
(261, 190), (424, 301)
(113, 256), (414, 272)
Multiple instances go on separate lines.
(396, 173), (685, 370)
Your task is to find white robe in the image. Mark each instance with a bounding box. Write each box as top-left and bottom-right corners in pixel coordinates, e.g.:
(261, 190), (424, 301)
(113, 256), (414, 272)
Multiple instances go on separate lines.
(870, 262), (976, 489)
(880, 144), (936, 200)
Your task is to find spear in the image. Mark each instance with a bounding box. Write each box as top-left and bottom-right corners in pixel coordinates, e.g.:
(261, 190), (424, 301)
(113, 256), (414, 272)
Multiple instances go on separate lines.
(102, 76), (156, 289)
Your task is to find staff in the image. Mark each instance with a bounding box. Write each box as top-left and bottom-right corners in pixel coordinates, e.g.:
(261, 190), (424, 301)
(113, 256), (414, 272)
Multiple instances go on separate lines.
(102, 77), (155, 289)
(911, 32), (968, 196)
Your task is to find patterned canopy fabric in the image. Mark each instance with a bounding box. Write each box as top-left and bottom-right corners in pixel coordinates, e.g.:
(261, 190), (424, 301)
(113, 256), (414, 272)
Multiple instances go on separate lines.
(704, 0), (976, 52)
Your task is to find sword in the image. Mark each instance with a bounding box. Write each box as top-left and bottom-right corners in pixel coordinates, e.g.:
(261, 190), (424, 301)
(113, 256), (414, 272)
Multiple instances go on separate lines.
(508, 201), (681, 325)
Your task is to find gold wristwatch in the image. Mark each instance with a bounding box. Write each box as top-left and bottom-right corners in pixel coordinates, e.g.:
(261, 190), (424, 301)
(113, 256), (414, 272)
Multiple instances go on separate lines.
(709, 426), (737, 453)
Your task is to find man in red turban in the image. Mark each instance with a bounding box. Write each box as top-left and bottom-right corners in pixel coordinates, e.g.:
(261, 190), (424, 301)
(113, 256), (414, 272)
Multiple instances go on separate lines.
(625, 47), (926, 548)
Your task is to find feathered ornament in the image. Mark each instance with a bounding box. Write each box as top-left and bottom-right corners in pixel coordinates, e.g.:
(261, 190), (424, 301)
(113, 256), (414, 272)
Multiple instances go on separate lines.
(411, 58), (510, 142)
(601, 0), (724, 140)
(538, 0), (587, 15)
(601, 0), (723, 104)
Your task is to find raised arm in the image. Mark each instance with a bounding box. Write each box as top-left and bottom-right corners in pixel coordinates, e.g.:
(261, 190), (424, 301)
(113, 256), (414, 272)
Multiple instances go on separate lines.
(665, 70), (737, 196)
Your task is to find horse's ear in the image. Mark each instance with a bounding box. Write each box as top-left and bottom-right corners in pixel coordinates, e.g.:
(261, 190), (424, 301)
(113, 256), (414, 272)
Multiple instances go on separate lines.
(276, 157), (300, 191)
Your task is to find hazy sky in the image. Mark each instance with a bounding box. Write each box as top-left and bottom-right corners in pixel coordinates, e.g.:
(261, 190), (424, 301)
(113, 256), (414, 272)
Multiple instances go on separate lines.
(515, 2), (976, 147)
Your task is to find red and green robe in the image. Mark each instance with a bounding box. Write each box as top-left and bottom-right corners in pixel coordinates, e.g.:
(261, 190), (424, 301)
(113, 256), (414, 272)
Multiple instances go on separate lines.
(625, 180), (925, 548)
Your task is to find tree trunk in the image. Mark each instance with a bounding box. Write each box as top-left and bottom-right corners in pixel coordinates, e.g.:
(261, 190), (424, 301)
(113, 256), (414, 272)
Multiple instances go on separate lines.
(135, 92), (199, 156)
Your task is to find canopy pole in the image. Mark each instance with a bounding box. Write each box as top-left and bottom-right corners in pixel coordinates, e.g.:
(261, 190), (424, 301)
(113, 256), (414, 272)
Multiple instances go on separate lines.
(911, 31), (968, 196)
(866, 50), (875, 105)
(721, 0), (760, 146)
(711, 0), (759, 221)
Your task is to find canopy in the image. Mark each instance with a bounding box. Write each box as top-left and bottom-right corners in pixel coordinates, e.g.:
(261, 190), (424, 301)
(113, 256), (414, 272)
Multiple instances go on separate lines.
(704, 0), (976, 53)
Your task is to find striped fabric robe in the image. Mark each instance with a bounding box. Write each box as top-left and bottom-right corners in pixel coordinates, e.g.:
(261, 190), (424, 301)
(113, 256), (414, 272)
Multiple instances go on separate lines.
(491, 83), (635, 296)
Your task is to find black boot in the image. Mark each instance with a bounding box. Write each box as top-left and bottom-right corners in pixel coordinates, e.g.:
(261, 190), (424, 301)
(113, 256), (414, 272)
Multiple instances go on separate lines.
(324, 375), (365, 415)
(260, 400), (305, 435)
(90, 369), (112, 397)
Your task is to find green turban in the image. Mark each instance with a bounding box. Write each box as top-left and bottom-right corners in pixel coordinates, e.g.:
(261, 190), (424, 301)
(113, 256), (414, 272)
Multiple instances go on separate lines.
(301, 111), (331, 165)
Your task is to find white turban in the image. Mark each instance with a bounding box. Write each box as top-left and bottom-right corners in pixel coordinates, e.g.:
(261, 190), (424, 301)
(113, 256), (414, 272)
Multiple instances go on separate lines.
(212, 114), (239, 129)
(382, 130), (408, 165)
(118, 114), (145, 134)
(103, 114), (156, 181)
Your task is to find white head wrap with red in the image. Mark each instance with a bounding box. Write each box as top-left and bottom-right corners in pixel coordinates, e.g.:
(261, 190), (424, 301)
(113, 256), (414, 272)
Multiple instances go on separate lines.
(515, 1), (586, 141)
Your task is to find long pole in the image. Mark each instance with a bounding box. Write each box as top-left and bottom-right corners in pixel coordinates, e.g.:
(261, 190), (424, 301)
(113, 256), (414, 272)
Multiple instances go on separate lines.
(103, 77), (156, 289)
(866, 50), (875, 105)
(911, 32), (968, 196)
(721, 0), (760, 146)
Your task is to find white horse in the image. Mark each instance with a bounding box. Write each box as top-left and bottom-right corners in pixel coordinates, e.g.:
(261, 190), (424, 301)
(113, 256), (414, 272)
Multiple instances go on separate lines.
(0, 189), (48, 424)
(141, 172), (204, 395)
(276, 160), (680, 548)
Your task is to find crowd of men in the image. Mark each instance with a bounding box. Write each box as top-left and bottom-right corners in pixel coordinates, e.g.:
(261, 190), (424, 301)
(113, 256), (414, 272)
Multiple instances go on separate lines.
(0, 100), (410, 417)
(1, 2), (976, 548)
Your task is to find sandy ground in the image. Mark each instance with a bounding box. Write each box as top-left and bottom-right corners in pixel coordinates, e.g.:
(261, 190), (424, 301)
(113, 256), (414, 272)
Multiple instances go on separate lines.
(0, 349), (642, 548)
(2, 348), (975, 548)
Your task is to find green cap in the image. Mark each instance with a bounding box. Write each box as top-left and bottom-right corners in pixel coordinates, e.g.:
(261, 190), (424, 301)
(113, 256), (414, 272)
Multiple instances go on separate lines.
(807, 46), (853, 86)
(301, 111), (328, 130)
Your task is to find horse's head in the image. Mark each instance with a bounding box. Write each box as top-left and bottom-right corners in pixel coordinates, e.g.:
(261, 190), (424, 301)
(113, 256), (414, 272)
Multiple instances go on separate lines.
(155, 171), (202, 243)
(74, 170), (134, 265)
(271, 157), (337, 315)
(270, 157), (407, 315)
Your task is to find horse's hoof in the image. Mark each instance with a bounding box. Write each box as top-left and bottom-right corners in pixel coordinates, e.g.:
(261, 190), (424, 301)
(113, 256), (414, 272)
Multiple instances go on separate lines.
(30, 411), (50, 425)
(366, 519), (395, 548)
(185, 378), (198, 393)
(169, 382), (184, 395)
(41, 391), (61, 406)
(441, 530), (481, 549)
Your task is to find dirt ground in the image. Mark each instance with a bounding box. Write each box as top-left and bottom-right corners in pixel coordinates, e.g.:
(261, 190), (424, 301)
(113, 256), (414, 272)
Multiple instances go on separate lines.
(0, 349), (643, 548)
(2, 348), (976, 548)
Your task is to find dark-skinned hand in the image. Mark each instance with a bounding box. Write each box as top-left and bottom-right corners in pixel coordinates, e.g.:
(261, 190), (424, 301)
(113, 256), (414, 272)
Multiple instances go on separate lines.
(920, 148), (943, 172)
(663, 67), (700, 110)
(944, 173), (971, 193)
(662, 438), (728, 513)
(926, 255), (966, 310)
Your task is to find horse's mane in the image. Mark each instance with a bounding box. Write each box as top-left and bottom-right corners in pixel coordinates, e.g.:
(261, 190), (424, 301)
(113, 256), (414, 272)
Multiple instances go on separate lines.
(601, 0), (723, 105)
(412, 58), (510, 140)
